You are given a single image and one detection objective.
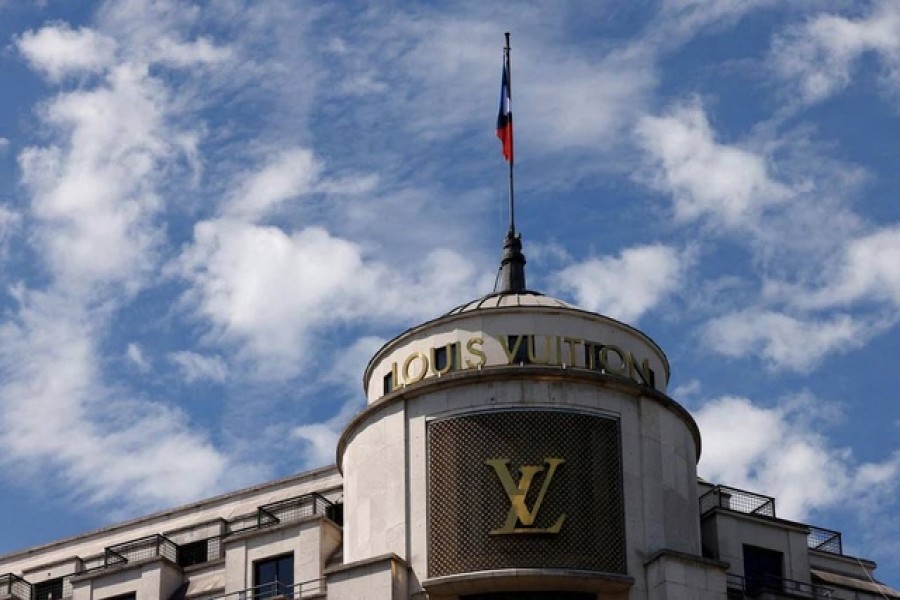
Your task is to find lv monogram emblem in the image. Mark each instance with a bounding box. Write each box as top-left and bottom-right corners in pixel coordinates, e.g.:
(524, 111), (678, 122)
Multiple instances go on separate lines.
(485, 457), (566, 534)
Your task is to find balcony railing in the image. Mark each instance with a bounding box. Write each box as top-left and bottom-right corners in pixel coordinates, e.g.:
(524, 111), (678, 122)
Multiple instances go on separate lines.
(727, 573), (834, 598)
(700, 485), (776, 518)
(807, 525), (842, 555)
(209, 578), (326, 599)
(104, 534), (178, 568)
(2, 493), (338, 596)
(0, 573), (32, 600)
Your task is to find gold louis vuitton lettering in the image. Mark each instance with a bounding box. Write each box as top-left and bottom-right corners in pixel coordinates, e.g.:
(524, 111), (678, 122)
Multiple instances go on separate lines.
(485, 458), (566, 534)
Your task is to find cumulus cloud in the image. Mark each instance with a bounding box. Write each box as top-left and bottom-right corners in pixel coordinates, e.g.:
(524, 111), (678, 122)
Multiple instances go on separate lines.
(702, 309), (872, 372)
(1, 4), (258, 516)
(18, 63), (174, 291)
(0, 292), (241, 512)
(696, 395), (900, 520)
(223, 148), (321, 220)
(800, 226), (900, 309)
(552, 244), (689, 323)
(17, 24), (117, 81)
(177, 218), (481, 378)
(170, 351), (228, 383)
(636, 100), (790, 229)
(771, 2), (900, 105)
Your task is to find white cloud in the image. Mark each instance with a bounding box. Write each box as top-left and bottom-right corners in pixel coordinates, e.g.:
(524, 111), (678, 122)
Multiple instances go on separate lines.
(0, 292), (243, 512)
(126, 342), (151, 373)
(17, 24), (117, 81)
(552, 244), (689, 323)
(18, 63), (175, 291)
(636, 100), (790, 229)
(223, 148), (321, 220)
(170, 351), (228, 383)
(292, 424), (339, 468)
(702, 309), (871, 372)
(177, 218), (481, 379)
(696, 395), (900, 520)
(801, 226), (900, 309)
(771, 2), (900, 105)
(1, 2), (260, 516)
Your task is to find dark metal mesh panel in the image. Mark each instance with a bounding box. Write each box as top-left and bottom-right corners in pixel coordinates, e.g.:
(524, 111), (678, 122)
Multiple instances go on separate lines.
(807, 526), (842, 554)
(699, 486), (775, 518)
(428, 410), (625, 577)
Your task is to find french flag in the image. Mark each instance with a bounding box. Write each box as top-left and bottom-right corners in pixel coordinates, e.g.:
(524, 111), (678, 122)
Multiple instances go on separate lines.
(496, 61), (513, 162)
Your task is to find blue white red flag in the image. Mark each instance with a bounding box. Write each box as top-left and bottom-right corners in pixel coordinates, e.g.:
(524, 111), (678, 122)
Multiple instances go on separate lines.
(496, 61), (513, 162)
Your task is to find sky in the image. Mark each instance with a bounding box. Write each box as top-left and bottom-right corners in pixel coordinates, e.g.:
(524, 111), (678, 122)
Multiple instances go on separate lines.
(0, 0), (898, 586)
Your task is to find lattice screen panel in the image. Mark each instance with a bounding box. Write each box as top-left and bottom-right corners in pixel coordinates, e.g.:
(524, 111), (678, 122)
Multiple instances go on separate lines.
(428, 410), (625, 577)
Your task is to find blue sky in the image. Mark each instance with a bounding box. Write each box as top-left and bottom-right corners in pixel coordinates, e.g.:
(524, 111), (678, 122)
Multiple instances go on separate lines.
(0, 0), (898, 586)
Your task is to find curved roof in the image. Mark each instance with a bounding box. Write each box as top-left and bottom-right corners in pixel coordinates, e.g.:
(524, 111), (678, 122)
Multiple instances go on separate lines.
(443, 291), (576, 316)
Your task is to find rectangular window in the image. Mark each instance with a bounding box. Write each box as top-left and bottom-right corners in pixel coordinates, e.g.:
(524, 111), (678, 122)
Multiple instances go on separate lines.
(254, 553), (294, 599)
(33, 578), (63, 600)
(101, 594), (136, 600)
(178, 539), (210, 568)
(743, 544), (784, 595)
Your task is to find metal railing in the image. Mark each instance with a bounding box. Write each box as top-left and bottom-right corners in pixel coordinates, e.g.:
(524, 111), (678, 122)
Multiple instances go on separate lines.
(209, 578), (326, 599)
(0, 573), (32, 600)
(726, 573), (834, 598)
(104, 534), (178, 567)
(807, 525), (842, 555)
(700, 485), (776, 518)
(256, 493), (332, 529)
(3, 492), (338, 595)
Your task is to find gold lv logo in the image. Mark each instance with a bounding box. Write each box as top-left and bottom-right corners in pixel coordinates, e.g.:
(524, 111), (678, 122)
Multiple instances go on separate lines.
(485, 458), (566, 535)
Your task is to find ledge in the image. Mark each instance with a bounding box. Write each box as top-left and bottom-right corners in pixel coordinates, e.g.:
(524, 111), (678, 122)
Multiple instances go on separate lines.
(644, 548), (728, 571)
(324, 552), (407, 576)
(422, 568), (634, 596)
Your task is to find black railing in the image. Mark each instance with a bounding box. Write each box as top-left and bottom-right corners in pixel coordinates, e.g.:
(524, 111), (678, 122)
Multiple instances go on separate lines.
(700, 485), (776, 518)
(807, 525), (842, 555)
(727, 573), (834, 598)
(5, 492), (337, 592)
(105, 534), (178, 567)
(0, 573), (32, 600)
(209, 578), (326, 599)
(256, 493), (333, 529)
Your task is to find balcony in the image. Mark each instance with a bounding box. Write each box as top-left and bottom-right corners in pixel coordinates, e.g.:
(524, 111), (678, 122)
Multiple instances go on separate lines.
(105, 534), (178, 568)
(3, 492), (337, 599)
(700, 485), (776, 518)
(701, 486), (844, 556)
(0, 573), (31, 600)
(208, 578), (326, 599)
(727, 573), (834, 599)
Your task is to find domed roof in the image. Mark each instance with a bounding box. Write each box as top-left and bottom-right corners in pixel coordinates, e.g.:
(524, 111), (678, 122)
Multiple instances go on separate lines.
(443, 291), (576, 316)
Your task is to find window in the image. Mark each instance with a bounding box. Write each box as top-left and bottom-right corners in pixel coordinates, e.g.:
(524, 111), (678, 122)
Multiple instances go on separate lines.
(33, 578), (63, 600)
(178, 539), (210, 568)
(743, 544), (784, 595)
(254, 553), (294, 599)
(101, 594), (136, 600)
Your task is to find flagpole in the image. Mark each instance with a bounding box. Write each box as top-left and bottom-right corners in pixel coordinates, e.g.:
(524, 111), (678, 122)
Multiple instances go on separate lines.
(505, 31), (515, 236)
(495, 32), (526, 294)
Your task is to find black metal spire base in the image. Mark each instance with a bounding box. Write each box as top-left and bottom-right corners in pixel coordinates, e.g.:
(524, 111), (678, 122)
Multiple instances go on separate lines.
(497, 229), (526, 293)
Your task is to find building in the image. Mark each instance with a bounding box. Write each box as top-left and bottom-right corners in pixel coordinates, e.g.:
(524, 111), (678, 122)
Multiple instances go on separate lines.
(1, 232), (897, 600)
